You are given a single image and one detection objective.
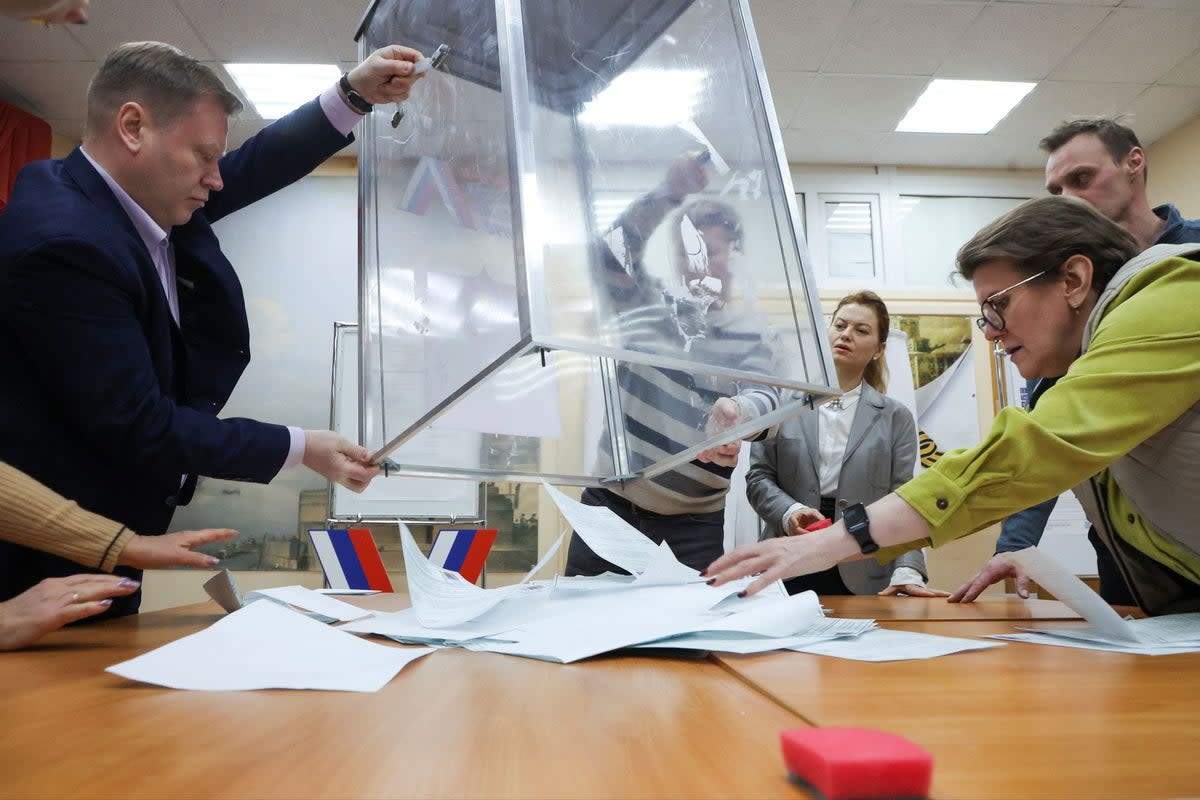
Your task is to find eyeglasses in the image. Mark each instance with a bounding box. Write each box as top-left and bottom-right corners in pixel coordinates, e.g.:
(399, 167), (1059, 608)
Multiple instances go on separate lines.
(974, 269), (1050, 332)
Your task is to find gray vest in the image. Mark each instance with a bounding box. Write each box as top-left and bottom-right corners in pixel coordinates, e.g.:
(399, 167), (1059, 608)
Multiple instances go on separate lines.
(1072, 243), (1200, 613)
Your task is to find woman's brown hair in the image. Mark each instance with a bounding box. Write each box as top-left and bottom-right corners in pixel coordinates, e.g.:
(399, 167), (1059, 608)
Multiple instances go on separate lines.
(834, 291), (890, 393)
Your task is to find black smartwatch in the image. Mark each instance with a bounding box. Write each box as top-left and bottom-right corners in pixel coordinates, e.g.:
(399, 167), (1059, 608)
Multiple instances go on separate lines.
(338, 73), (374, 114)
(841, 502), (879, 555)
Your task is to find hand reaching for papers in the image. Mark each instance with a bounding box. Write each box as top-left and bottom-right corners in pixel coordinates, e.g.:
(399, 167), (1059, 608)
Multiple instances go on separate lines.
(302, 431), (380, 493)
(0, 574), (138, 650)
(704, 530), (844, 597)
(117, 528), (238, 570)
(697, 397), (742, 467)
(949, 553), (1030, 603)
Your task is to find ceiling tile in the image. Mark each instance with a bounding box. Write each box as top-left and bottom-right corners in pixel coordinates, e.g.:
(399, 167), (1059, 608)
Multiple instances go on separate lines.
(0, 60), (97, 119)
(176, 0), (342, 63)
(310, 0), (367, 63)
(1050, 7), (1200, 83)
(64, 1), (214, 61)
(989, 80), (1146, 142)
(1121, 0), (1200, 8)
(1124, 84), (1200, 145)
(0, 17), (92, 61)
(782, 127), (885, 165)
(746, 0), (854, 73)
(820, 0), (983, 76)
(791, 74), (928, 133)
(871, 132), (1041, 169)
(1160, 48), (1200, 87)
(937, 3), (1111, 81)
(765, 71), (814, 128)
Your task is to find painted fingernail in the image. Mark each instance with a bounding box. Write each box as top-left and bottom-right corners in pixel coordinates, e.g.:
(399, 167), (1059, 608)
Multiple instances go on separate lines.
(737, 591), (747, 598)
(205, 556), (219, 567)
(698, 569), (708, 577)
(706, 578), (716, 585)
(118, 578), (141, 589)
(98, 598), (112, 606)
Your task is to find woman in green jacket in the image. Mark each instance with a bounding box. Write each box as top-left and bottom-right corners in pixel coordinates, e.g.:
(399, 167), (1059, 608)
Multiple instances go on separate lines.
(705, 195), (1200, 615)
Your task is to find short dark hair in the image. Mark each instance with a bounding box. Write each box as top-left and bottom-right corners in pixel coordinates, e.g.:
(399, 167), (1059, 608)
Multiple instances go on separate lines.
(86, 41), (242, 134)
(676, 199), (744, 252)
(957, 196), (1140, 292)
(1040, 116), (1142, 168)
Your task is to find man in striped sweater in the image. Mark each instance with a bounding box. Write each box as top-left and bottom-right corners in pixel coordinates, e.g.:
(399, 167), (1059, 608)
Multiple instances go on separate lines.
(566, 153), (782, 574)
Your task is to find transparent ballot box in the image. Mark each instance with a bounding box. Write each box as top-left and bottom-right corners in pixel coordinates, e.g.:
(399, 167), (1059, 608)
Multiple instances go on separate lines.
(355, 0), (836, 486)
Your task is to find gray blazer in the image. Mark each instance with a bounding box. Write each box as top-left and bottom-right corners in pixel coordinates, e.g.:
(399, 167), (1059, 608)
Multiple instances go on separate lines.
(746, 383), (924, 595)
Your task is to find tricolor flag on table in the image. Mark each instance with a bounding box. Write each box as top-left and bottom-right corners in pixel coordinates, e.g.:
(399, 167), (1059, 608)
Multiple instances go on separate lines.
(428, 528), (498, 585)
(308, 528), (394, 591)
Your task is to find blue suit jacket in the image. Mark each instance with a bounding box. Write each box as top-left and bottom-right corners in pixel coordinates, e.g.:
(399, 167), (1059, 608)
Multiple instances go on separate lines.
(0, 98), (352, 615)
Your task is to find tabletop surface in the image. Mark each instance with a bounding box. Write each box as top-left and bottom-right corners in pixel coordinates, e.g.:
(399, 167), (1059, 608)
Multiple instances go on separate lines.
(1, 601), (810, 800)
(714, 612), (1200, 800)
(4, 594), (1193, 800)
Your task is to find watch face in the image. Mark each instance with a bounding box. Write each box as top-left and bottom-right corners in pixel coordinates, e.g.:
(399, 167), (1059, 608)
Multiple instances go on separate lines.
(842, 503), (867, 531)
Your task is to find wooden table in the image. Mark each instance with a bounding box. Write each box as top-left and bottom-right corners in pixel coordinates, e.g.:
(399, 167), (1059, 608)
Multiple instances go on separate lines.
(716, 597), (1200, 800)
(825, 595), (1080, 622)
(1, 601), (811, 799)
(5, 594), (1194, 799)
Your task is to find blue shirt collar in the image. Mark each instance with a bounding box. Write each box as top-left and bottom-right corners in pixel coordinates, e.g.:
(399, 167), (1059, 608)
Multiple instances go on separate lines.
(1153, 203), (1200, 245)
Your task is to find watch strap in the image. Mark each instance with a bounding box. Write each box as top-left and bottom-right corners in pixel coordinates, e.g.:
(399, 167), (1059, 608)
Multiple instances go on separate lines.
(338, 73), (373, 114)
(844, 502), (880, 555)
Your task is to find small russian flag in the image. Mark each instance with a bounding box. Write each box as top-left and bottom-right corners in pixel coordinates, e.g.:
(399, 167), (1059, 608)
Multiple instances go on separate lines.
(428, 528), (498, 585)
(308, 528), (394, 592)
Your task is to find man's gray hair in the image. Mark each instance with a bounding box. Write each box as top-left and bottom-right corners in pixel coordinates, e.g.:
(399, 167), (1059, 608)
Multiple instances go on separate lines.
(86, 41), (242, 133)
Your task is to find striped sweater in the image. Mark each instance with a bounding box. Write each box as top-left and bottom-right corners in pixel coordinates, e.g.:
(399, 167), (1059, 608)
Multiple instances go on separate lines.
(593, 188), (781, 515)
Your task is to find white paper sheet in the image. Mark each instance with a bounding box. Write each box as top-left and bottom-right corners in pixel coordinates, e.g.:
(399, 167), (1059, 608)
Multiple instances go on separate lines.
(987, 632), (1200, 656)
(203, 569), (242, 613)
(1007, 547), (1138, 642)
(631, 541), (703, 586)
(316, 588), (381, 596)
(1007, 548), (1200, 649)
(541, 480), (660, 574)
(106, 601), (433, 692)
(463, 581), (744, 663)
(402, 522), (564, 627)
(340, 586), (552, 644)
(790, 628), (1005, 662)
(244, 585), (373, 623)
(698, 590), (824, 637)
(636, 617), (875, 654)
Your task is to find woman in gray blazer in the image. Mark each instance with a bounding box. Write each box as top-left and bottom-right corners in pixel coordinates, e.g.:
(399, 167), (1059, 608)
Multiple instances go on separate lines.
(746, 291), (948, 597)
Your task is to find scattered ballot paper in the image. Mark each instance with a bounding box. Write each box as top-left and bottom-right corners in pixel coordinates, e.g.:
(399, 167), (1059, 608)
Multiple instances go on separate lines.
(402, 522), (563, 628)
(203, 572), (372, 623)
(540, 480), (661, 575)
(107, 601), (432, 692)
(243, 585), (373, 623)
(790, 628), (1005, 662)
(989, 547), (1200, 654)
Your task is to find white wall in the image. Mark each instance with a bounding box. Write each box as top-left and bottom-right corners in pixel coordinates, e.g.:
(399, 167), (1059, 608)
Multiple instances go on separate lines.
(168, 175), (358, 541)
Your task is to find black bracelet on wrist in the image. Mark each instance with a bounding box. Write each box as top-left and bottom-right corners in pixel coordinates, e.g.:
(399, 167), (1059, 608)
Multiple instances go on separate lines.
(100, 525), (126, 569)
(338, 73), (373, 114)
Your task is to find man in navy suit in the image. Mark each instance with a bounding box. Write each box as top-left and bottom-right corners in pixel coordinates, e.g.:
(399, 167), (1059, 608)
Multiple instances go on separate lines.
(0, 40), (426, 617)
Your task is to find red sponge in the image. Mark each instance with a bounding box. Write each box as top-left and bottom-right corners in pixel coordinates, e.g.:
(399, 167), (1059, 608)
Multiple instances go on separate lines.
(781, 727), (933, 800)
